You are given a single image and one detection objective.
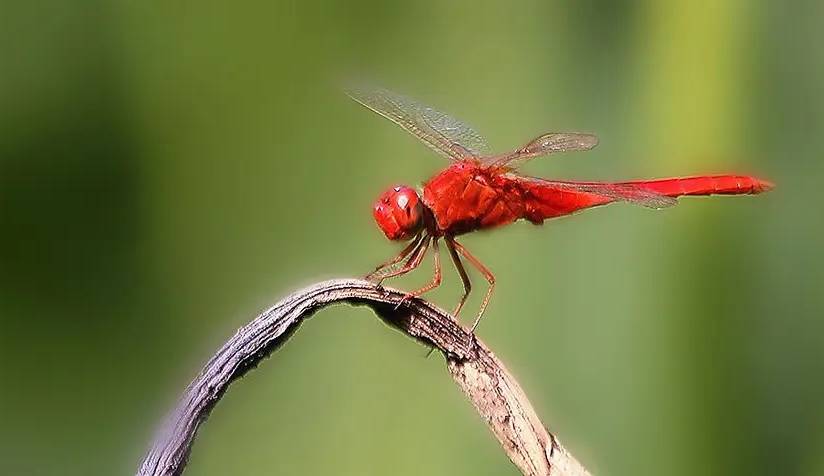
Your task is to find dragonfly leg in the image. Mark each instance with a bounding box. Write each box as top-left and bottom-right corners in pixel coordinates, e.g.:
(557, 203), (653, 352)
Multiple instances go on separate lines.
(375, 235), (431, 286)
(366, 233), (424, 282)
(445, 236), (471, 317)
(450, 238), (495, 332)
(396, 238), (442, 309)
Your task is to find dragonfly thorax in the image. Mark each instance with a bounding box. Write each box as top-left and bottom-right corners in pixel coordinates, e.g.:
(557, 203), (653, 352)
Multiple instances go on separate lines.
(373, 185), (425, 241)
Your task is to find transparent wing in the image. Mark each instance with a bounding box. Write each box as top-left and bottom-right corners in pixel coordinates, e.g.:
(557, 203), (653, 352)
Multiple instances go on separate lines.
(523, 176), (678, 209)
(346, 85), (491, 161)
(483, 132), (598, 168)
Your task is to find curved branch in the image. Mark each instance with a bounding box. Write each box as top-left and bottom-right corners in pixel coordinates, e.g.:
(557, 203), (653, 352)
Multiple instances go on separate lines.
(137, 279), (590, 476)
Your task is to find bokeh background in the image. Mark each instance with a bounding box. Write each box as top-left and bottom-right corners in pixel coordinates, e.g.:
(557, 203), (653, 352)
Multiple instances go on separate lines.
(1, 1), (822, 475)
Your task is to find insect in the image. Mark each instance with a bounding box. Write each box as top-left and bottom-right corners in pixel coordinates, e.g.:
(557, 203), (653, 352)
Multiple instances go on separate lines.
(348, 85), (773, 331)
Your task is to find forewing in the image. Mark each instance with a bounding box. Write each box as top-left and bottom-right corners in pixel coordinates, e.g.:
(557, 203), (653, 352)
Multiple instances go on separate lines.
(523, 177), (678, 209)
(483, 132), (598, 168)
(346, 85), (491, 161)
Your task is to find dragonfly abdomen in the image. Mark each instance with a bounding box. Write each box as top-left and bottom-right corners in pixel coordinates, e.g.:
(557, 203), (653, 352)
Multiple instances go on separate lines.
(520, 182), (612, 223)
(621, 175), (774, 197)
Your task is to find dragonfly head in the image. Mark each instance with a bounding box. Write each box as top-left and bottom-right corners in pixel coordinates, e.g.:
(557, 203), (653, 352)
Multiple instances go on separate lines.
(373, 185), (424, 241)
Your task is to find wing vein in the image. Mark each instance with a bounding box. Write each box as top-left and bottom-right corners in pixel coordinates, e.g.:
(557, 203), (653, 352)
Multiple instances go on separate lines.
(346, 84), (490, 161)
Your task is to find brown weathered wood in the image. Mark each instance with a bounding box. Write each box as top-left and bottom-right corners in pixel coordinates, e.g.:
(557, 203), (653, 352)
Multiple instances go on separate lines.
(137, 278), (590, 476)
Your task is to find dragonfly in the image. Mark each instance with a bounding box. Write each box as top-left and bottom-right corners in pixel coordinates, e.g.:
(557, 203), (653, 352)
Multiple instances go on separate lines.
(347, 85), (773, 331)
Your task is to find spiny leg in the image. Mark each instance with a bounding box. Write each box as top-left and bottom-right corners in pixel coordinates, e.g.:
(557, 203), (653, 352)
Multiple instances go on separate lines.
(451, 238), (495, 332)
(396, 238), (442, 309)
(422, 237), (469, 359)
(445, 236), (471, 317)
(366, 233), (424, 282)
(377, 235), (431, 283)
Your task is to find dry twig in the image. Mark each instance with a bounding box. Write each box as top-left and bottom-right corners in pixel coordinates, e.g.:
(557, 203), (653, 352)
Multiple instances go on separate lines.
(137, 279), (590, 476)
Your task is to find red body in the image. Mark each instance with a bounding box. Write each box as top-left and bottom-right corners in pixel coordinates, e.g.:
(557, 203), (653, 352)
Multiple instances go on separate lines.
(423, 160), (772, 236)
(350, 84), (773, 330)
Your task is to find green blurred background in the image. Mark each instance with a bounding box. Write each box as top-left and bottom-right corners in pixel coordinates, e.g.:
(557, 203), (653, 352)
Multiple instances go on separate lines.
(1, 1), (822, 475)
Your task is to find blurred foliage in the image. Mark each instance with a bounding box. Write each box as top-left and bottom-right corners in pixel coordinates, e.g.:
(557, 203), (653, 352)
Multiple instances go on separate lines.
(0, 1), (822, 475)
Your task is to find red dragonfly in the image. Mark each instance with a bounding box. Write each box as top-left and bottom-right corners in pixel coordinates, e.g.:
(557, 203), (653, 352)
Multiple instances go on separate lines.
(348, 86), (773, 330)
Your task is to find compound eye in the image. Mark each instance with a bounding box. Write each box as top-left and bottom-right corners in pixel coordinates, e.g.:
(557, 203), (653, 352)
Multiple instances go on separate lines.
(396, 193), (411, 211)
(393, 187), (423, 230)
(373, 185), (423, 241)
